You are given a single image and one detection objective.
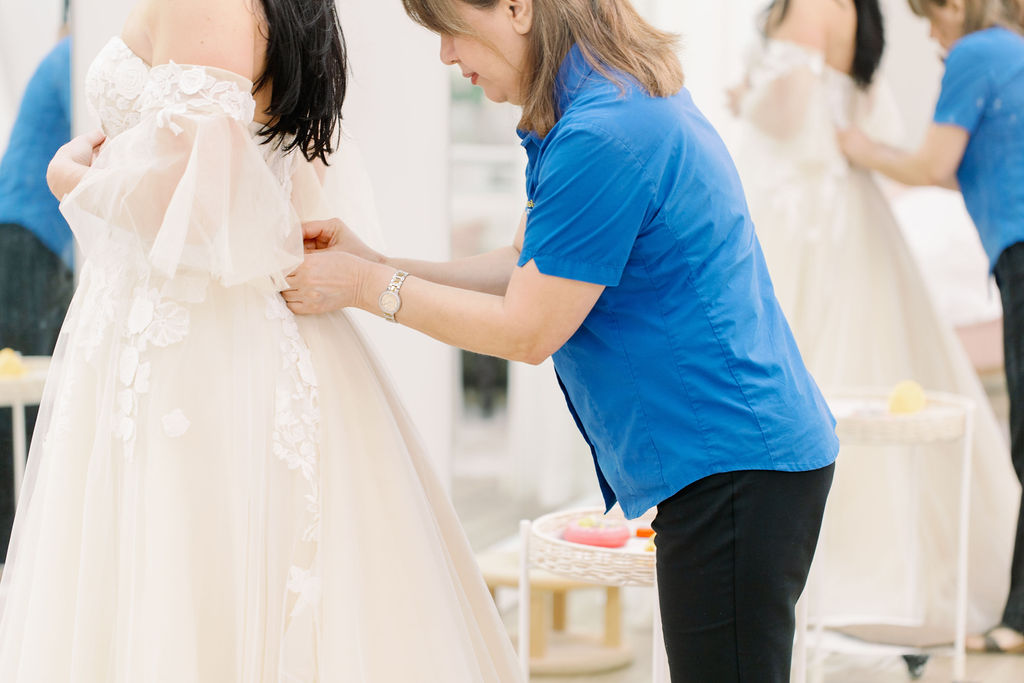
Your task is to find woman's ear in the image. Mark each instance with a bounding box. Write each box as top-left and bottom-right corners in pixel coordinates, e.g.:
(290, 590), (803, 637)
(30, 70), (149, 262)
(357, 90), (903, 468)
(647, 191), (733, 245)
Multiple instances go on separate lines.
(508, 0), (534, 35)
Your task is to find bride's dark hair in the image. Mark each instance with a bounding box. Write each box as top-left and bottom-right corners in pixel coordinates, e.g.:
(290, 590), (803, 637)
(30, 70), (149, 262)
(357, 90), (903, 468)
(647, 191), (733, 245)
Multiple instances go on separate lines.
(764, 0), (885, 88)
(254, 0), (348, 163)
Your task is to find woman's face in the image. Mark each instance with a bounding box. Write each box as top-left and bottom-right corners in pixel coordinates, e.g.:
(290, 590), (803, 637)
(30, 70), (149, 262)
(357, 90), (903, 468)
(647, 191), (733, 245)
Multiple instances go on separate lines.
(439, 0), (532, 105)
(925, 0), (967, 51)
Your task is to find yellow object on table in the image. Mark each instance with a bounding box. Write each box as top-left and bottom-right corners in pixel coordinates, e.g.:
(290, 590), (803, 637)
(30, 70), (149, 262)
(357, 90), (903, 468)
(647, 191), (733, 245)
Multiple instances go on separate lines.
(888, 380), (926, 414)
(0, 348), (27, 377)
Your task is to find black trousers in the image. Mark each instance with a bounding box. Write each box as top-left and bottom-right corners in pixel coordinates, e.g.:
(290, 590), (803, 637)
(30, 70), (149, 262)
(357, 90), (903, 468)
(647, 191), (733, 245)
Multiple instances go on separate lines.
(0, 223), (74, 562)
(995, 241), (1024, 632)
(652, 463), (834, 682)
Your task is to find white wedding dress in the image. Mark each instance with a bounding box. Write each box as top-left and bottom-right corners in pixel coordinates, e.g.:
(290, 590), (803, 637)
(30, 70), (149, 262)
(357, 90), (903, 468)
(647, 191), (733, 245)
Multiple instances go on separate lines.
(733, 39), (1021, 645)
(0, 37), (522, 682)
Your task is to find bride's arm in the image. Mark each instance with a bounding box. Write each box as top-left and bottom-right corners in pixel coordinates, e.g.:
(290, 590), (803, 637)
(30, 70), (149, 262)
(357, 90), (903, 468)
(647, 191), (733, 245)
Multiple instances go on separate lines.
(739, 0), (839, 138)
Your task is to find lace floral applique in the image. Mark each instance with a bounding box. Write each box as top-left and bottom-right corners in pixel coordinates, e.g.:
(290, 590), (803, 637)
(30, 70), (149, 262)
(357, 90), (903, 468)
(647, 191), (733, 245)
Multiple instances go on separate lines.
(265, 294), (323, 612)
(140, 62), (256, 134)
(113, 284), (192, 461)
(162, 409), (191, 438)
(286, 567), (324, 618)
(84, 38), (147, 138)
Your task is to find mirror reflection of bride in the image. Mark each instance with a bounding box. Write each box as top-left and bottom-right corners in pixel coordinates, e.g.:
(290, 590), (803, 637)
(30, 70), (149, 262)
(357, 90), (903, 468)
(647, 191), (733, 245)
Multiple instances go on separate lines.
(731, 0), (1019, 649)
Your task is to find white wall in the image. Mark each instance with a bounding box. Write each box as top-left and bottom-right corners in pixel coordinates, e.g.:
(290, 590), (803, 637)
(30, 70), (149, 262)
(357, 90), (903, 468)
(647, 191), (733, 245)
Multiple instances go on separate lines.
(880, 0), (945, 145)
(334, 0), (456, 484)
(70, 0), (457, 484)
(0, 0), (63, 155)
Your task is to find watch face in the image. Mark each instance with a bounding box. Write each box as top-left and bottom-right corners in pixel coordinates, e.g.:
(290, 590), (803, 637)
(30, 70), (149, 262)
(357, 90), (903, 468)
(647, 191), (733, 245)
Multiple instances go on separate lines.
(379, 291), (401, 315)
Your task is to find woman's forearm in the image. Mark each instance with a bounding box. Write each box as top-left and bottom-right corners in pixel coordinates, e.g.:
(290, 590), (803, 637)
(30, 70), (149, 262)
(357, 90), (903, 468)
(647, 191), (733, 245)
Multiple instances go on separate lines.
(858, 142), (950, 187)
(840, 124), (966, 190)
(382, 246), (520, 297)
(357, 259), (547, 364)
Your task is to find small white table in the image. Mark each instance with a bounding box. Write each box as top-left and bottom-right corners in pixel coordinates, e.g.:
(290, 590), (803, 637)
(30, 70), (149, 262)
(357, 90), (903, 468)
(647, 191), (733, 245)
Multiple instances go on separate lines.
(517, 506), (669, 682)
(795, 388), (974, 683)
(0, 356), (51, 506)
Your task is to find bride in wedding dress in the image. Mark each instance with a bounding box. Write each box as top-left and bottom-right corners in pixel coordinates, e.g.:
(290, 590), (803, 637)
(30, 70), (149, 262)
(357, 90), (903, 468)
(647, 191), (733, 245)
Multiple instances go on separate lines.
(731, 0), (1019, 646)
(0, 0), (521, 680)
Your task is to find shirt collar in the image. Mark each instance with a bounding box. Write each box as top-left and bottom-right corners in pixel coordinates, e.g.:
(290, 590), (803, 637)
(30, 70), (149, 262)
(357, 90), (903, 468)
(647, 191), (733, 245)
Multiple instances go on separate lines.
(555, 43), (597, 114)
(518, 44), (596, 147)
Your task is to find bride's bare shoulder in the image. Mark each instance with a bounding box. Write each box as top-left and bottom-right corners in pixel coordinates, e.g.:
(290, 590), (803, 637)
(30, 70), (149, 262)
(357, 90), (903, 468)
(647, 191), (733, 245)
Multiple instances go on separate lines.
(768, 0), (854, 54)
(129, 0), (263, 80)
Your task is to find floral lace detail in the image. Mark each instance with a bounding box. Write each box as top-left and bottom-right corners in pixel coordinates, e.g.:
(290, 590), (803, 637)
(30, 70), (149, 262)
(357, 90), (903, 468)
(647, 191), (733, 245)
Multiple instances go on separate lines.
(162, 409), (191, 438)
(265, 294), (322, 613)
(85, 37), (148, 139)
(113, 284), (192, 461)
(140, 62), (256, 134)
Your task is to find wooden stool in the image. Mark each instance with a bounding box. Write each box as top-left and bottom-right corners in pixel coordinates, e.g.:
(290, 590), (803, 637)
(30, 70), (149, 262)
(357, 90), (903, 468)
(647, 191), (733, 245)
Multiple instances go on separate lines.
(478, 549), (634, 675)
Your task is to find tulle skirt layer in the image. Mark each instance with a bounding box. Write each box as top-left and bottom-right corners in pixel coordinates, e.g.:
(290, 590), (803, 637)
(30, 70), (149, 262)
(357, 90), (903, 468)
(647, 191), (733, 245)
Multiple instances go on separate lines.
(0, 240), (520, 681)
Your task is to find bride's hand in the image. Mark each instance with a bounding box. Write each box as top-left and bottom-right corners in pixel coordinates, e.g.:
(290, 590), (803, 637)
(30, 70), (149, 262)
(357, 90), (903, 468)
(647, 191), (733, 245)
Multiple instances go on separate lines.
(283, 250), (368, 315)
(836, 126), (873, 167)
(47, 129), (106, 200)
(726, 82), (748, 117)
(302, 218), (385, 264)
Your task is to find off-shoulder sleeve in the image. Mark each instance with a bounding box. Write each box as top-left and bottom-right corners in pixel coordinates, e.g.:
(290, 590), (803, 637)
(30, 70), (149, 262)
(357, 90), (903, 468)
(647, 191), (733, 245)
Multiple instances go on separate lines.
(61, 62), (303, 290)
(740, 40), (825, 141)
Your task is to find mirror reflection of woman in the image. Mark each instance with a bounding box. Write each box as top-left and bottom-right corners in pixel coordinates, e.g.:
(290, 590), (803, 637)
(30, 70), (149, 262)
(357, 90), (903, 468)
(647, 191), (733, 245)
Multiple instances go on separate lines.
(840, 0), (1024, 655)
(730, 0), (1019, 656)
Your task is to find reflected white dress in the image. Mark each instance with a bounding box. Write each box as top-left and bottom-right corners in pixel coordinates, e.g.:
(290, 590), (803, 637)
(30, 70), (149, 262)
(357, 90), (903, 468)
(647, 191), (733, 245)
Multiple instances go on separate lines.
(733, 39), (1021, 645)
(0, 37), (522, 682)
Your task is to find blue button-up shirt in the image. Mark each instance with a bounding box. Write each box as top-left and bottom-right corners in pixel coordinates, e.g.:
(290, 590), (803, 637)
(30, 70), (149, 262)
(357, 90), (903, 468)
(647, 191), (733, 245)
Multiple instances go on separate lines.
(934, 27), (1024, 271)
(517, 45), (839, 518)
(0, 38), (73, 268)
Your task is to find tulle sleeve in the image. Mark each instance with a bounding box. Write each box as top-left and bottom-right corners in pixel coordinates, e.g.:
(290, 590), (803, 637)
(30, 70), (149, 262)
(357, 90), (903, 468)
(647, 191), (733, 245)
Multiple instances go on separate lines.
(739, 39), (825, 141)
(61, 62), (303, 290)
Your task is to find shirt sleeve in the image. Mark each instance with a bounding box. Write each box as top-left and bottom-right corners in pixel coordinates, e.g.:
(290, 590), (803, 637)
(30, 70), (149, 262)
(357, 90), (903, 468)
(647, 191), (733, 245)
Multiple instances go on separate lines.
(934, 37), (992, 134)
(518, 125), (654, 287)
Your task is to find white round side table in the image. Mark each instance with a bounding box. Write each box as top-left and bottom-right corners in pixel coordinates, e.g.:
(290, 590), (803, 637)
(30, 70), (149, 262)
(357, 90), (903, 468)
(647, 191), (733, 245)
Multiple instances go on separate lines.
(517, 506), (669, 682)
(0, 356), (51, 506)
(795, 388), (974, 683)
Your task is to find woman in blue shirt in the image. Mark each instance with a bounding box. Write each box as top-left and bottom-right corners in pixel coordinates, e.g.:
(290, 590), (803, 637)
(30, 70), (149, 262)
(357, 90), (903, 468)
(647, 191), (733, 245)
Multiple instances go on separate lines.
(840, 0), (1024, 654)
(281, 0), (838, 678)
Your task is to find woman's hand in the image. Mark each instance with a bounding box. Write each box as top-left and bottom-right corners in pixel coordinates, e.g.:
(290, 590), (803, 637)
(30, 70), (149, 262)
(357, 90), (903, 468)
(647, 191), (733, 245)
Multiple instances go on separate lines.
(47, 129), (105, 200)
(301, 218), (384, 264)
(283, 250), (370, 316)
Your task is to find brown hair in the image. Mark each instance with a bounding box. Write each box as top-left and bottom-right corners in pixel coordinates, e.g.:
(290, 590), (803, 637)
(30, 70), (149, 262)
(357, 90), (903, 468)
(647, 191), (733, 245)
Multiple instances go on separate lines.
(908, 0), (1023, 34)
(401, 0), (684, 137)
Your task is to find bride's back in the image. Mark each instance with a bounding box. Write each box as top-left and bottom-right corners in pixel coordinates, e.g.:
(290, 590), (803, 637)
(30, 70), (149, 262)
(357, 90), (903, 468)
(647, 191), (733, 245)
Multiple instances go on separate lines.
(117, 0), (347, 164)
(119, 0), (272, 121)
(766, 0), (859, 77)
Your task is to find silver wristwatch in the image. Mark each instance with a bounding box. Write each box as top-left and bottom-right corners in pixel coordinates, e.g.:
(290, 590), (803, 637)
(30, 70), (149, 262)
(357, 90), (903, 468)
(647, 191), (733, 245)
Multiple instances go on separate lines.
(378, 270), (409, 323)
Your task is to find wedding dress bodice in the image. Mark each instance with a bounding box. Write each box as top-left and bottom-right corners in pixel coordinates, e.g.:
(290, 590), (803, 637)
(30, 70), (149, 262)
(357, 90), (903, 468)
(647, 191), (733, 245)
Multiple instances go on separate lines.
(85, 37), (254, 140)
(67, 36), (307, 291)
